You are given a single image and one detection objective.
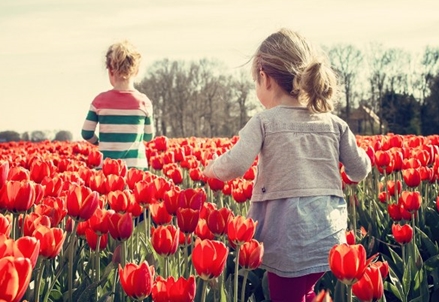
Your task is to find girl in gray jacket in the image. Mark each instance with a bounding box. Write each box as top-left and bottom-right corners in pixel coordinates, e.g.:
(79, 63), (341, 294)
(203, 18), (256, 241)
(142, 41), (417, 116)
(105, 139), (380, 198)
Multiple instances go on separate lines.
(203, 28), (371, 302)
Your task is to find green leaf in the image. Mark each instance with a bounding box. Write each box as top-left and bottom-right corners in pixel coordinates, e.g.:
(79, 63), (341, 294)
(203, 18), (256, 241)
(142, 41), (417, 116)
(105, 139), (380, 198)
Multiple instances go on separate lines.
(402, 255), (412, 299)
(386, 267), (404, 301)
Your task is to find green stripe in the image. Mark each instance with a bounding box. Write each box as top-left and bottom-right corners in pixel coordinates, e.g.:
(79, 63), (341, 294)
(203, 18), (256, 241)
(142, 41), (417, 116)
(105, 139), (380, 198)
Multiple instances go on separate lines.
(102, 149), (146, 159)
(99, 115), (145, 125)
(143, 133), (153, 141)
(100, 133), (143, 142)
(86, 110), (98, 121)
(81, 130), (95, 140)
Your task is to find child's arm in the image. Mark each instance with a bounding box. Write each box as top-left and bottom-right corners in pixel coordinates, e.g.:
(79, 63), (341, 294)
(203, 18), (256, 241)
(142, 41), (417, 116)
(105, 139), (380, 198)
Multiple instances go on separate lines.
(204, 116), (263, 181)
(143, 115), (155, 142)
(339, 127), (371, 182)
(81, 105), (99, 145)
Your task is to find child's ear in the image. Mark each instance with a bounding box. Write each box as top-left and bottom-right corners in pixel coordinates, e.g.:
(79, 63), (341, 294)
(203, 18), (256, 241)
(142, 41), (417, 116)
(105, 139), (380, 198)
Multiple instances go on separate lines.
(261, 71), (272, 89)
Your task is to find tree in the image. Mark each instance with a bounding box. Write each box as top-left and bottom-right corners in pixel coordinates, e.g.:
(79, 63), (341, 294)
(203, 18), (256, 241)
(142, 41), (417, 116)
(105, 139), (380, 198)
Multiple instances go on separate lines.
(365, 43), (393, 133)
(54, 130), (73, 141)
(327, 44), (363, 120)
(421, 73), (439, 135)
(31, 131), (48, 142)
(0, 131), (21, 142)
(381, 91), (420, 134)
(136, 58), (255, 138)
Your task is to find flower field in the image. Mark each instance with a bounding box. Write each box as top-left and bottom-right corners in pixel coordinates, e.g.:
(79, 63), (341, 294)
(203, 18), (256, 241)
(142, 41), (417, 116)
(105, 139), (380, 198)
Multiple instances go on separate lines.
(1, 134), (439, 302)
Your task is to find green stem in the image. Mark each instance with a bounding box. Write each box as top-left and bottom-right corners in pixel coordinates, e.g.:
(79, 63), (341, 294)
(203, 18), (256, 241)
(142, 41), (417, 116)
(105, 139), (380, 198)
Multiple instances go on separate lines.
(164, 256), (168, 278)
(34, 257), (45, 302)
(347, 284), (352, 302)
(240, 269), (249, 302)
(95, 235), (101, 299)
(68, 221), (79, 302)
(184, 234), (189, 278)
(43, 259), (67, 302)
(234, 246), (241, 302)
(201, 279), (208, 302)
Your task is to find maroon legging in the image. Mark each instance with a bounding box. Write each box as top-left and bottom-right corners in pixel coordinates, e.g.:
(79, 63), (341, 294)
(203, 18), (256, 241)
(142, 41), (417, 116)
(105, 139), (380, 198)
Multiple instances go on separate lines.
(267, 272), (323, 302)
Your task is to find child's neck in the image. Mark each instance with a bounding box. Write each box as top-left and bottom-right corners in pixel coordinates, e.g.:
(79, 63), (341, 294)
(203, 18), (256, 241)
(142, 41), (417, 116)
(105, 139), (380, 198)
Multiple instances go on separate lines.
(112, 79), (135, 91)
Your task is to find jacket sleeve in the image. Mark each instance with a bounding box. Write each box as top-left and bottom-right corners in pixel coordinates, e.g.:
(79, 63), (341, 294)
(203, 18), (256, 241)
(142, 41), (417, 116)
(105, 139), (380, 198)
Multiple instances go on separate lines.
(210, 115), (264, 181)
(339, 126), (371, 182)
(81, 104), (99, 145)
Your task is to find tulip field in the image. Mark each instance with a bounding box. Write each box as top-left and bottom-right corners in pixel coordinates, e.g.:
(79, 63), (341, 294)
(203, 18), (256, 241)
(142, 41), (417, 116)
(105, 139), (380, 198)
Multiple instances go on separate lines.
(1, 134), (439, 302)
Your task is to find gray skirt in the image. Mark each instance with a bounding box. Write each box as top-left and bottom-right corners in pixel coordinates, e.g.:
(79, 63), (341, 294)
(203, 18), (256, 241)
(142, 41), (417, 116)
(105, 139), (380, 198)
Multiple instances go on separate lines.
(247, 196), (347, 278)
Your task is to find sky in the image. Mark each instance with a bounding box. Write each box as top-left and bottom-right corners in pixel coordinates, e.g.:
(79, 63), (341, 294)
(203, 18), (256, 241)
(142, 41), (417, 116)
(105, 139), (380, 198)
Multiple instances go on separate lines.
(1, 0), (438, 140)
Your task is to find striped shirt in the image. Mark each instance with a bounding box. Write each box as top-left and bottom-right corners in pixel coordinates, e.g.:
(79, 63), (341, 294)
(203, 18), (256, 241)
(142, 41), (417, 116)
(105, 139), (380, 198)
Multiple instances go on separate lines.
(81, 89), (155, 170)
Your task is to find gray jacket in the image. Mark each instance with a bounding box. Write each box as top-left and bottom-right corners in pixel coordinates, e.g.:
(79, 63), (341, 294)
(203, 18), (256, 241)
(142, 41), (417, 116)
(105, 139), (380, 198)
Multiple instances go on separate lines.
(210, 106), (371, 202)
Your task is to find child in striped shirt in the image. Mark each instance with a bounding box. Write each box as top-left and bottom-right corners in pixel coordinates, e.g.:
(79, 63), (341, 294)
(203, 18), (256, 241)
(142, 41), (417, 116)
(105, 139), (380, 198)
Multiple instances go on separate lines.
(81, 40), (154, 170)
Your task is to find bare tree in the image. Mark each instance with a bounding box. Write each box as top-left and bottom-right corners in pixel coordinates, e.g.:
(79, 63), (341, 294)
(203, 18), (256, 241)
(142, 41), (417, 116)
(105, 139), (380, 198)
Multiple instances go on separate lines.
(365, 43), (393, 133)
(327, 44), (363, 120)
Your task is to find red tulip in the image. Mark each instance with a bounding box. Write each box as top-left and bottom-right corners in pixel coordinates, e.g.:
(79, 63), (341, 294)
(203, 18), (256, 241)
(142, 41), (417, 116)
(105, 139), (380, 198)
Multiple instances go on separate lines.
(102, 158), (127, 177)
(34, 196), (68, 227)
(195, 219), (215, 240)
(178, 188), (206, 210)
(7, 166), (30, 182)
(105, 174), (126, 193)
(33, 225), (66, 259)
(163, 186), (181, 216)
(119, 261), (155, 300)
(346, 230), (356, 245)
(398, 190), (421, 214)
(207, 177), (224, 191)
(0, 235), (40, 269)
(375, 150), (391, 168)
(87, 149), (103, 168)
(107, 190), (130, 213)
(392, 223), (413, 245)
(0, 160), (9, 189)
(0, 213), (12, 237)
(387, 203), (402, 221)
(41, 176), (63, 197)
(402, 168), (421, 188)
(371, 260), (389, 280)
(0, 256), (33, 302)
(88, 207), (110, 235)
(227, 215), (257, 246)
(328, 243), (368, 285)
(386, 180), (402, 197)
(126, 168), (146, 190)
(66, 184), (99, 221)
(352, 264), (384, 301)
(22, 212), (51, 237)
(152, 275), (196, 302)
(151, 224), (179, 256)
(153, 136), (168, 151)
(108, 211), (133, 241)
(239, 239), (264, 270)
(207, 207), (233, 237)
(30, 159), (54, 183)
(2, 180), (36, 213)
(85, 229), (108, 251)
(88, 171), (107, 195)
(150, 202), (172, 225)
(192, 238), (228, 280)
(177, 208), (200, 234)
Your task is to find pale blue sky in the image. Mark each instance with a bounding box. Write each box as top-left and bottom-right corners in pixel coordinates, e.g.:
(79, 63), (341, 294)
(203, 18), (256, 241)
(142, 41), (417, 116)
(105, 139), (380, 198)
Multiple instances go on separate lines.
(1, 0), (438, 140)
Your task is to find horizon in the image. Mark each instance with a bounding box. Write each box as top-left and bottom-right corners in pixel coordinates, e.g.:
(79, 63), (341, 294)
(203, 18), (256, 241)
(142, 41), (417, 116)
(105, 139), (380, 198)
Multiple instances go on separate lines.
(1, 0), (439, 140)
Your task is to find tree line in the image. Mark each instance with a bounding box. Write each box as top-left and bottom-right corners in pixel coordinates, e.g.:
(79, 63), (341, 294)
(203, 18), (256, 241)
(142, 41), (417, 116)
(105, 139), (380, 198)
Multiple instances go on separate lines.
(1, 43), (439, 142)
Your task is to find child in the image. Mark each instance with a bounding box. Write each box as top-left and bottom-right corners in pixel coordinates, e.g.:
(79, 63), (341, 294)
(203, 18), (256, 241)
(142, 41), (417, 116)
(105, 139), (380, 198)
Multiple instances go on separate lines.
(81, 40), (154, 170)
(203, 28), (371, 302)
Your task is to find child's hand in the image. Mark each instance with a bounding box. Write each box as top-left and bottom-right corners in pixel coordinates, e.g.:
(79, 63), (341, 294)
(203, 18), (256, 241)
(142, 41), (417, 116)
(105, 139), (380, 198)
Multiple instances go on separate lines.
(203, 154), (218, 178)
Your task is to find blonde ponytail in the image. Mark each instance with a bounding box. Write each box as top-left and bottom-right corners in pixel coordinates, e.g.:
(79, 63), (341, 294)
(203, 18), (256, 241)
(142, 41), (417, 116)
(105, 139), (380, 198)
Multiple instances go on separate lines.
(299, 60), (337, 113)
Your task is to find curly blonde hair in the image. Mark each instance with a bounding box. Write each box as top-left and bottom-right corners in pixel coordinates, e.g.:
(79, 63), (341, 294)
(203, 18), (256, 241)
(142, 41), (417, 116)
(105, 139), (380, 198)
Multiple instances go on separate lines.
(105, 40), (141, 80)
(252, 28), (338, 113)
